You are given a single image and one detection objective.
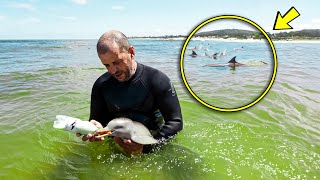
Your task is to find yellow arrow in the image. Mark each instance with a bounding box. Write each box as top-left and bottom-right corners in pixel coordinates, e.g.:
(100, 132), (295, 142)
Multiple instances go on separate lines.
(273, 7), (300, 30)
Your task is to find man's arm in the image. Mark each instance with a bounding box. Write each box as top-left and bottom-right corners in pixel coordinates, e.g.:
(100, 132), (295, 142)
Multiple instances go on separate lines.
(89, 77), (110, 125)
(152, 72), (183, 140)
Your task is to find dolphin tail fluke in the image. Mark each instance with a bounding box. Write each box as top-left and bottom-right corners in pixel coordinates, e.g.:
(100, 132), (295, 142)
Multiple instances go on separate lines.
(228, 56), (237, 63)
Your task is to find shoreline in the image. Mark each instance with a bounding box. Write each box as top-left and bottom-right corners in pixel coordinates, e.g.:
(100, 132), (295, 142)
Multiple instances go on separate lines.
(130, 37), (320, 43)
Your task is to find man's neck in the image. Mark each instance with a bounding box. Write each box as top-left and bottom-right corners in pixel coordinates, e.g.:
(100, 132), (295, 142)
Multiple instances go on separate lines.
(132, 61), (137, 74)
(127, 61), (138, 81)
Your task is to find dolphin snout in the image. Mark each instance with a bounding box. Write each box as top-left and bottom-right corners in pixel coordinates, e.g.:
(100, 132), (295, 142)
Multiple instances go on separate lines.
(96, 129), (113, 138)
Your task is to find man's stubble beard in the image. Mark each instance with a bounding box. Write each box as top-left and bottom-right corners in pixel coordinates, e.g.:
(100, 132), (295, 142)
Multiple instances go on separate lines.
(123, 59), (136, 82)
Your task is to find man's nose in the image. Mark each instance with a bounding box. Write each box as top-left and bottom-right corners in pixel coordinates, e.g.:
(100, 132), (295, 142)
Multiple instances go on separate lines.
(108, 65), (117, 75)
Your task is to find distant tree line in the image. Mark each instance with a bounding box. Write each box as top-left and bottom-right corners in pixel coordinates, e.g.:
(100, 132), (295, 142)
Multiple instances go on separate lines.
(129, 35), (186, 39)
(129, 29), (320, 40)
(273, 29), (320, 39)
(195, 29), (320, 40)
(195, 29), (257, 39)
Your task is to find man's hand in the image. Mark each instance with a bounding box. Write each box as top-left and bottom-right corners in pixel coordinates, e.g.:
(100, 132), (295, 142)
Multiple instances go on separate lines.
(114, 137), (144, 155)
(76, 120), (104, 142)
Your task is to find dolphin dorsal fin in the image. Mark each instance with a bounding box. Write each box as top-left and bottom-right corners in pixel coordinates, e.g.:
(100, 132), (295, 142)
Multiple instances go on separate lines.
(228, 56), (237, 63)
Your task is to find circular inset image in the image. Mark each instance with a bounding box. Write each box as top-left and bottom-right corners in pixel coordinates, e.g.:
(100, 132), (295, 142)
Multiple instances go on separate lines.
(180, 15), (277, 112)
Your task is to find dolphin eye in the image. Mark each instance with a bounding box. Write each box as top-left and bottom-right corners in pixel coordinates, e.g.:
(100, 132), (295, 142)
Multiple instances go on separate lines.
(114, 125), (123, 129)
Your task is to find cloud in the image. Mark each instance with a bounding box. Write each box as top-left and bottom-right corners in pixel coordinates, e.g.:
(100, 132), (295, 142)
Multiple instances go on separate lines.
(71, 0), (88, 5)
(0, 16), (5, 21)
(311, 19), (320, 24)
(19, 17), (41, 25)
(60, 16), (77, 21)
(112, 6), (125, 11)
(293, 19), (320, 30)
(155, 29), (162, 33)
(8, 3), (35, 11)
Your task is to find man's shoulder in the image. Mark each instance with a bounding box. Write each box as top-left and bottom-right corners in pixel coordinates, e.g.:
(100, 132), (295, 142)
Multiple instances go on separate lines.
(140, 63), (167, 78)
(139, 63), (171, 91)
(94, 72), (111, 86)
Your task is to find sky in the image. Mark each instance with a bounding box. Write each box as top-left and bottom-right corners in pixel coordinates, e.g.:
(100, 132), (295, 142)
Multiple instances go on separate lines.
(0, 0), (319, 39)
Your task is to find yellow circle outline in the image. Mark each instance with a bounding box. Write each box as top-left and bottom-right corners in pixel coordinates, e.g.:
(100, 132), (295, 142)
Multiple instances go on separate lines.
(180, 15), (278, 112)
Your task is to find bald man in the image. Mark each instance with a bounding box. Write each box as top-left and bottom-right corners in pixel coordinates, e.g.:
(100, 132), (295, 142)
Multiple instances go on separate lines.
(79, 30), (183, 154)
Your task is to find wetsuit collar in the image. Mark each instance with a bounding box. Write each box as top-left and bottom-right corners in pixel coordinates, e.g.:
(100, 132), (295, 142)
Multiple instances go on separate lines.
(127, 62), (143, 83)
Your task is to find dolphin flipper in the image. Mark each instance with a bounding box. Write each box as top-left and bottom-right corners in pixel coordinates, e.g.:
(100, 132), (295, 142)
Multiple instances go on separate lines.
(131, 135), (158, 145)
(131, 121), (158, 144)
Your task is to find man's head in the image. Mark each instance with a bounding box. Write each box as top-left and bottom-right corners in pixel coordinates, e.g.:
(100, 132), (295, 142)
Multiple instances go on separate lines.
(97, 30), (137, 82)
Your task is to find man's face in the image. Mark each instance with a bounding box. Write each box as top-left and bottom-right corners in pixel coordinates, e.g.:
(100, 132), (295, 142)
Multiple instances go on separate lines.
(98, 45), (135, 82)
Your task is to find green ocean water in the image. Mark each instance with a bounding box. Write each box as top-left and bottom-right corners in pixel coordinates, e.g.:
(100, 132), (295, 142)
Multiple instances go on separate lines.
(0, 40), (319, 179)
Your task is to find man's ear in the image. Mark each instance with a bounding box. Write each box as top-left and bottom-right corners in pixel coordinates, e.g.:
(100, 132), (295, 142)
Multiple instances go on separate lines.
(129, 46), (135, 57)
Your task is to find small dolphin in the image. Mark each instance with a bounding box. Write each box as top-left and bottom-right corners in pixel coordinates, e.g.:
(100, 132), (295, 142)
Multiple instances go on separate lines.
(219, 49), (227, 56)
(97, 118), (158, 145)
(205, 50), (226, 59)
(205, 52), (219, 59)
(190, 50), (198, 57)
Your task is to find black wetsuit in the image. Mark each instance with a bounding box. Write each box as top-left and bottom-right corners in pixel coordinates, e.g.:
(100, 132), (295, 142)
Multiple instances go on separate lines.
(89, 63), (183, 141)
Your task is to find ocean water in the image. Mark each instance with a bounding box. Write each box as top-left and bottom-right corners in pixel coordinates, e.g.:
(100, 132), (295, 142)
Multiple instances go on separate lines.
(183, 40), (274, 109)
(0, 39), (319, 179)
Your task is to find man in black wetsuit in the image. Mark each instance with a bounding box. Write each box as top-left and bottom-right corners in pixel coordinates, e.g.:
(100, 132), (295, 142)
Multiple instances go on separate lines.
(80, 30), (183, 154)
